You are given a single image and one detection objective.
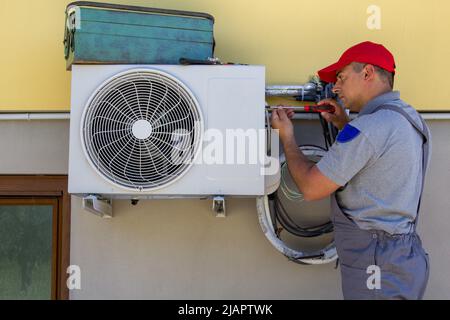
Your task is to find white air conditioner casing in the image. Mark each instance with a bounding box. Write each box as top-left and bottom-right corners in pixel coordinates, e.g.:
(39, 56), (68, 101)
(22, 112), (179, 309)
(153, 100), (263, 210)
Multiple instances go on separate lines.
(69, 65), (268, 198)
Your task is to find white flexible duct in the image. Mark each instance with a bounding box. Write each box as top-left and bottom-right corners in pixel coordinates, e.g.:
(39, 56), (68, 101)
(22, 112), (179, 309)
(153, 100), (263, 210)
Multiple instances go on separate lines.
(256, 195), (337, 265)
(257, 145), (338, 265)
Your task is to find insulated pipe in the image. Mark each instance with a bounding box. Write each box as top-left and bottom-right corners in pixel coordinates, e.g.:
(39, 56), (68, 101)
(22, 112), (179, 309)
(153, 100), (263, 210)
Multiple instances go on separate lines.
(265, 84), (317, 97)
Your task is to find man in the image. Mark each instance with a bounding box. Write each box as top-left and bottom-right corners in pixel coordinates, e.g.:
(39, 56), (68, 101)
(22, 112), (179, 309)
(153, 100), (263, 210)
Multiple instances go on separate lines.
(271, 41), (431, 299)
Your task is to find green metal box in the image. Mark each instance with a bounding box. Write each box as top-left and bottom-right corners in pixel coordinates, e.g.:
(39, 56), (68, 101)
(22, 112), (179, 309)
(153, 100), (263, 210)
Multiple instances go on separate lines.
(64, 2), (215, 70)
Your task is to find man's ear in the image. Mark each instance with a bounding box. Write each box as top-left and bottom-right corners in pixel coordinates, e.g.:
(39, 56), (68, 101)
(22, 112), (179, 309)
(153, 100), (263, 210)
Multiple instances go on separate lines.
(364, 64), (376, 80)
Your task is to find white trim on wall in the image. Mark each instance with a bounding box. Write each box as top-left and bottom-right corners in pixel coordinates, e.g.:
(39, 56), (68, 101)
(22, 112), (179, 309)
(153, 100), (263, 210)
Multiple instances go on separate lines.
(0, 112), (450, 121)
(0, 113), (70, 120)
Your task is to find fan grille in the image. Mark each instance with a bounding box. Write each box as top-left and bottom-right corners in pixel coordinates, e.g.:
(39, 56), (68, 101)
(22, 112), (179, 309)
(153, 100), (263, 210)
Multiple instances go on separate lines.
(81, 69), (203, 191)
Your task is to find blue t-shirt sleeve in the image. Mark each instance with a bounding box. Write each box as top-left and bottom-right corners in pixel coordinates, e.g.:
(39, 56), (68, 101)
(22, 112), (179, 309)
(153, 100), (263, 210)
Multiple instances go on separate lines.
(316, 124), (376, 186)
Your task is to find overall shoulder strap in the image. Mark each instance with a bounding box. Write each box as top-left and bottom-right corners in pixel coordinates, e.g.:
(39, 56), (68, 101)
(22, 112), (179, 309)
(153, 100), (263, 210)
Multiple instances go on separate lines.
(370, 104), (430, 231)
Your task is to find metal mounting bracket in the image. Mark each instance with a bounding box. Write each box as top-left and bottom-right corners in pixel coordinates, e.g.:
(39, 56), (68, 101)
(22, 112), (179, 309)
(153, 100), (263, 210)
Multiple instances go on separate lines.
(212, 196), (226, 218)
(82, 195), (113, 218)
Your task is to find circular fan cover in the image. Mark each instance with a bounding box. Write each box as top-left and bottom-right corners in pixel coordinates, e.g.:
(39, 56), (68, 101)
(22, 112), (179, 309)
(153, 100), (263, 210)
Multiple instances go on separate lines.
(81, 69), (203, 191)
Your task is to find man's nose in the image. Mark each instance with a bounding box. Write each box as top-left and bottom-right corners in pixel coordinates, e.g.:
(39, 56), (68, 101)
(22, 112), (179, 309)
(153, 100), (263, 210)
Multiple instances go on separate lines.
(332, 85), (340, 95)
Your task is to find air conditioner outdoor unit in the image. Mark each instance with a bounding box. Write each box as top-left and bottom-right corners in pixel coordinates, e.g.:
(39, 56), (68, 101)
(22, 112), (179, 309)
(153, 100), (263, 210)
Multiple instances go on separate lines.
(68, 65), (270, 199)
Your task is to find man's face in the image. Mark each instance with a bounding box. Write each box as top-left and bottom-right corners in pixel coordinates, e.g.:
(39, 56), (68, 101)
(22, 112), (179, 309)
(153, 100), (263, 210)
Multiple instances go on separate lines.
(332, 63), (365, 112)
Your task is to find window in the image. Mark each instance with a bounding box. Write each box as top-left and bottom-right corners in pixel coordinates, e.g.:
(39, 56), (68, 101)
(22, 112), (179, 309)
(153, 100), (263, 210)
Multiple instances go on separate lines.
(0, 176), (70, 300)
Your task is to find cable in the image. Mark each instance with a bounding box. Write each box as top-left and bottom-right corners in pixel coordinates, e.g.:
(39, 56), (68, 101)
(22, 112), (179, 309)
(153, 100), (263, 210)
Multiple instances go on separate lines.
(265, 108), (272, 155)
(256, 196), (338, 265)
(279, 162), (304, 202)
(273, 145), (334, 239)
(318, 114), (331, 150)
(278, 145), (327, 201)
(274, 195), (334, 237)
(315, 82), (339, 147)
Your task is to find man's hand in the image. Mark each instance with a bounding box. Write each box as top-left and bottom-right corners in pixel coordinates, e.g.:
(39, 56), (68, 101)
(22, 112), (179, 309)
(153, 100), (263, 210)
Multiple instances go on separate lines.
(270, 107), (295, 141)
(271, 106), (340, 201)
(318, 99), (350, 130)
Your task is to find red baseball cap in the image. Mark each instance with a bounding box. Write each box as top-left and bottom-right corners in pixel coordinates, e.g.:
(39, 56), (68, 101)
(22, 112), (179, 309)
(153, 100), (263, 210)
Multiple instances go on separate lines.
(317, 41), (396, 83)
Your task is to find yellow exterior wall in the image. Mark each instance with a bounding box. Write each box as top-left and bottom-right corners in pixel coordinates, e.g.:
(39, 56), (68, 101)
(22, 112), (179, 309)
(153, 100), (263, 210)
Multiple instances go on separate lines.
(0, 0), (449, 112)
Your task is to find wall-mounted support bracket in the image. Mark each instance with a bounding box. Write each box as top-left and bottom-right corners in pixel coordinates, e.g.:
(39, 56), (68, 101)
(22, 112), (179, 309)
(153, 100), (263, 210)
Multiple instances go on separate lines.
(212, 196), (226, 218)
(82, 195), (113, 218)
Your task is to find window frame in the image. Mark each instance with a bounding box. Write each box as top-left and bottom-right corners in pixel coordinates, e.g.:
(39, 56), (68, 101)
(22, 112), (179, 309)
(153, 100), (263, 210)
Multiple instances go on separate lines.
(0, 176), (70, 300)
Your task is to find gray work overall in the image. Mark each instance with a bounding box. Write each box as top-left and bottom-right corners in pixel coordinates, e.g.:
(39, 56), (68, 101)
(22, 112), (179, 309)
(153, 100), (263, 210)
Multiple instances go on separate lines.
(332, 103), (430, 300)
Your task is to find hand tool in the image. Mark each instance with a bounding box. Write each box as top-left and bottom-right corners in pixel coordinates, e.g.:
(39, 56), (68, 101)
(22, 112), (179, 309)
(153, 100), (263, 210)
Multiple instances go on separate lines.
(267, 104), (335, 113)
